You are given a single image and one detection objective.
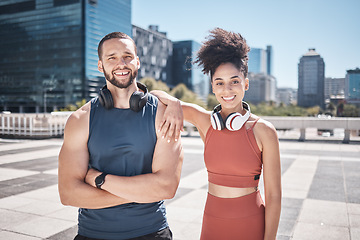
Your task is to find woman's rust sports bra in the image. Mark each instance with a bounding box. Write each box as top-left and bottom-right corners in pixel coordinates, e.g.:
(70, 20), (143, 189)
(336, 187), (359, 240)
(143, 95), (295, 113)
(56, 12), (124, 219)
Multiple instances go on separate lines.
(204, 118), (262, 188)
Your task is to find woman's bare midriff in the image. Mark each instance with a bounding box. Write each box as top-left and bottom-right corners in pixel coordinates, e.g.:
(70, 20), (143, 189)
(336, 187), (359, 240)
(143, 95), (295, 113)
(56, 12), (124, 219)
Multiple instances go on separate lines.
(208, 182), (257, 198)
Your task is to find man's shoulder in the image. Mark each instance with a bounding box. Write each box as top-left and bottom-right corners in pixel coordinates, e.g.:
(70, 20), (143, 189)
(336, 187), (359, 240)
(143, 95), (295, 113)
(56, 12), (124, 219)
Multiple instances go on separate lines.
(66, 101), (92, 126)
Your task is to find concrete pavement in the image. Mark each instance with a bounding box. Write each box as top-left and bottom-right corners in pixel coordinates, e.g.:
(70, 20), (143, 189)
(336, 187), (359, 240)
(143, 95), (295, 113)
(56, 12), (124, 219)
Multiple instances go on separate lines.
(0, 130), (359, 239)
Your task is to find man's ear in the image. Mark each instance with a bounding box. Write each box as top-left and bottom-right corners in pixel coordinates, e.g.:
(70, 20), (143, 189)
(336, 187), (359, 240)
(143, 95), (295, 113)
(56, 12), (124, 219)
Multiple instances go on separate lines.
(98, 60), (104, 73)
(136, 56), (140, 70)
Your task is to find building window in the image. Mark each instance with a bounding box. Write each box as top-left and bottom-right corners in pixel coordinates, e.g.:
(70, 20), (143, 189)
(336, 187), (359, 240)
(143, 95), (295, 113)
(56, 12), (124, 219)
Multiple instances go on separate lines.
(151, 56), (156, 65)
(149, 34), (153, 43)
(140, 68), (146, 77)
(0, 0), (35, 14)
(155, 70), (160, 80)
(161, 59), (167, 67)
(162, 72), (167, 81)
(54, 0), (80, 7)
(143, 46), (148, 55)
(88, 0), (97, 6)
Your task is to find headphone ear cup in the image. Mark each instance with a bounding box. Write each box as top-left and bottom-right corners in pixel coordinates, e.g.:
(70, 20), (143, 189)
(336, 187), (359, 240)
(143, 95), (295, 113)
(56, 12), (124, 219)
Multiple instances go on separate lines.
(211, 112), (225, 130)
(129, 82), (149, 112)
(225, 112), (245, 131)
(99, 87), (114, 109)
(129, 91), (144, 112)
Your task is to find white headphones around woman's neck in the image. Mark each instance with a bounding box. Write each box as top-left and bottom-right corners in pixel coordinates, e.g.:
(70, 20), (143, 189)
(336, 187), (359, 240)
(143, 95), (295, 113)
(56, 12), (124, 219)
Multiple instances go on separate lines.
(210, 101), (251, 131)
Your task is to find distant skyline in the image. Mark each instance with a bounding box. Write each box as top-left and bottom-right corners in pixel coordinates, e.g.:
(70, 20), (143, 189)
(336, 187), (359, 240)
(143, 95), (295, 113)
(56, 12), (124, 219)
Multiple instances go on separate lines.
(132, 0), (360, 89)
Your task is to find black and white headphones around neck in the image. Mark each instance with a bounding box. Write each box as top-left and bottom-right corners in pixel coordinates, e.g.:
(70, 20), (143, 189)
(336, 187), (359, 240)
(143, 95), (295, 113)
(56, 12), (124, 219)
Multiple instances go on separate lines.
(98, 82), (148, 112)
(211, 101), (251, 131)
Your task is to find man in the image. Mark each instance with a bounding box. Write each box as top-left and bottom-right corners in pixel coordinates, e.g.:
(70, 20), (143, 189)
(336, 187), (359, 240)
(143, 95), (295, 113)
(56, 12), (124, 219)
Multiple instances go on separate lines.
(58, 32), (183, 240)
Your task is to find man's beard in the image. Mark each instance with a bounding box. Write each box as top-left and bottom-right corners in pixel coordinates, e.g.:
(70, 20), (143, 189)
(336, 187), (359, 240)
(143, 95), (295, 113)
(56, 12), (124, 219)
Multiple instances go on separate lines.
(103, 66), (138, 89)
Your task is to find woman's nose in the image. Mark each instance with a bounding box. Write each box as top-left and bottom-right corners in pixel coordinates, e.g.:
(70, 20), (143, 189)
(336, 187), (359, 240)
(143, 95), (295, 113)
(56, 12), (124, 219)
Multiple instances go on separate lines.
(225, 83), (232, 91)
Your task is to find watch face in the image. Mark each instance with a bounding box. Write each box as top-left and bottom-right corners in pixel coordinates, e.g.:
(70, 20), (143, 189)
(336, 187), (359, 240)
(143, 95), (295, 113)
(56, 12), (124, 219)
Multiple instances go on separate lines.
(95, 173), (106, 189)
(95, 177), (104, 185)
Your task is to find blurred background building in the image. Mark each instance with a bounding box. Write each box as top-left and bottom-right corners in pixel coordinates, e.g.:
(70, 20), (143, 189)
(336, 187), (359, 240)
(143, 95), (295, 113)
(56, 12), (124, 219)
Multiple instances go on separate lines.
(245, 46), (277, 104)
(0, 0), (131, 113)
(3, 1), (355, 114)
(248, 46), (273, 76)
(276, 87), (298, 105)
(172, 40), (209, 101)
(132, 24), (173, 86)
(345, 68), (360, 107)
(297, 48), (325, 109)
(324, 77), (345, 106)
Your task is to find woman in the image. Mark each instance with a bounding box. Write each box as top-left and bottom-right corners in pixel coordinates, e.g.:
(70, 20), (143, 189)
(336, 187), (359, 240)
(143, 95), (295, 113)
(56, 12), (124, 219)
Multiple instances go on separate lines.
(153, 28), (281, 240)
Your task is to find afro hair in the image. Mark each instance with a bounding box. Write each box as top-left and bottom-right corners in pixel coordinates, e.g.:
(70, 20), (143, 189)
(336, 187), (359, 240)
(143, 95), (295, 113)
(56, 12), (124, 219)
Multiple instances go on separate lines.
(194, 28), (250, 79)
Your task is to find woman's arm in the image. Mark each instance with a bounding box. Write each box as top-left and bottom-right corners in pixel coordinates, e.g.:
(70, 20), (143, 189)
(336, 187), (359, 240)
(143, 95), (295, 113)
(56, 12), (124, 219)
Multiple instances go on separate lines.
(151, 90), (211, 141)
(255, 120), (282, 240)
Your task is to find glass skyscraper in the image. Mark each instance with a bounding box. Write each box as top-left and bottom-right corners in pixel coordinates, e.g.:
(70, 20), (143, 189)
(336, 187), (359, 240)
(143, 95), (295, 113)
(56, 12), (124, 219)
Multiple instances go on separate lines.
(246, 45), (276, 104)
(297, 48), (325, 109)
(172, 40), (209, 101)
(248, 45), (272, 76)
(345, 68), (360, 106)
(0, 0), (131, 113)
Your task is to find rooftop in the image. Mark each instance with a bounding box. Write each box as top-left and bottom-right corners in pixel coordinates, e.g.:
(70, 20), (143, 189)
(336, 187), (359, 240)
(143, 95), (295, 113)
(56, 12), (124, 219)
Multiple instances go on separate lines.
(303, 48), (320, 56)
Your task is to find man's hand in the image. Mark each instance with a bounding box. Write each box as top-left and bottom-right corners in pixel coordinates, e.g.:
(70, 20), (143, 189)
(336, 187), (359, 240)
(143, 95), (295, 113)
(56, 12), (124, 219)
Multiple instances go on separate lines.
(158, 99), (184, 143)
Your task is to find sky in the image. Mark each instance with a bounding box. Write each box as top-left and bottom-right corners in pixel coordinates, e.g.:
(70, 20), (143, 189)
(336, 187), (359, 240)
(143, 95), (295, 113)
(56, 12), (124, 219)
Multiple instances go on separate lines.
(132, 0), (360, 89)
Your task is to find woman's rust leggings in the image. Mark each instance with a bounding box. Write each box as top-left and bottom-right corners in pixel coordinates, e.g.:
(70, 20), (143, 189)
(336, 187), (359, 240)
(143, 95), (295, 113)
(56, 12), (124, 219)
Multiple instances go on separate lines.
(200, 190), (265, 240)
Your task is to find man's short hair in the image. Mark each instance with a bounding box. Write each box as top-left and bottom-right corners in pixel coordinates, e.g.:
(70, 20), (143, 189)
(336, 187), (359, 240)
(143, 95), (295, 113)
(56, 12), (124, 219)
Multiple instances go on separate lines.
(97, 32), (137, 59)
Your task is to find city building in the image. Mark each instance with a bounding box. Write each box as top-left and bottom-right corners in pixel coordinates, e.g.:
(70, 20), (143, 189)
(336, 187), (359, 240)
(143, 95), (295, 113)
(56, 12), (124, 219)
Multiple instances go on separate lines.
(172, 40), (209, 101)
(297, 48), (325, 109)
(248, 45), (273, 76)
(246, 45), (276, 104)
(266, 45), (273, 76)
(324, 77), (345, 105)
(132, 25), (173, 85)
(276, 88), (298, 105)
(244, 72), (277, 104)
(345, 68), (360, 106)
(0, 0), (131, 113)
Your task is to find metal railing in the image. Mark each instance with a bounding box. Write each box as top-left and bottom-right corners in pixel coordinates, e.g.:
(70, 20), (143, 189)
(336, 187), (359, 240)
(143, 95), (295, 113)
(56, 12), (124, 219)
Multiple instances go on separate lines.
(1, 113), (359, 142)
(184, 116), (360, 143)
(0, 112), (71, 139)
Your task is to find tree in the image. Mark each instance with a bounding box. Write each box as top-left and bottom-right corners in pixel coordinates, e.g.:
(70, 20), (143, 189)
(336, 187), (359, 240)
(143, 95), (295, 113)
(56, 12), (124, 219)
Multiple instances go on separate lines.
(59, 99), (86, 111)
(343, 104), (360, 117)
(170, 83), (206, 108)
(306, 106), (321, 116)
(207, 94), (219, 110)
(337, 102), (344, 117)
(140, 77), (170, 92)
(326, 102), (336, 116)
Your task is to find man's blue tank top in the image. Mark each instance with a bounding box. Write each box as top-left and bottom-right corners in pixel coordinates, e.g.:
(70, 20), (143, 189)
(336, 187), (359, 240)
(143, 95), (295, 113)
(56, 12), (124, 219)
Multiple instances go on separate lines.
(78, 94), (168, 240)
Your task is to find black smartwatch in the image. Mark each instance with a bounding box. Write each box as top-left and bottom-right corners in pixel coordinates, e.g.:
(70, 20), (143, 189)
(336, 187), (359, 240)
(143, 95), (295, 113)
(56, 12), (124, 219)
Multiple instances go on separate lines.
(95, 172), (108, 189)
